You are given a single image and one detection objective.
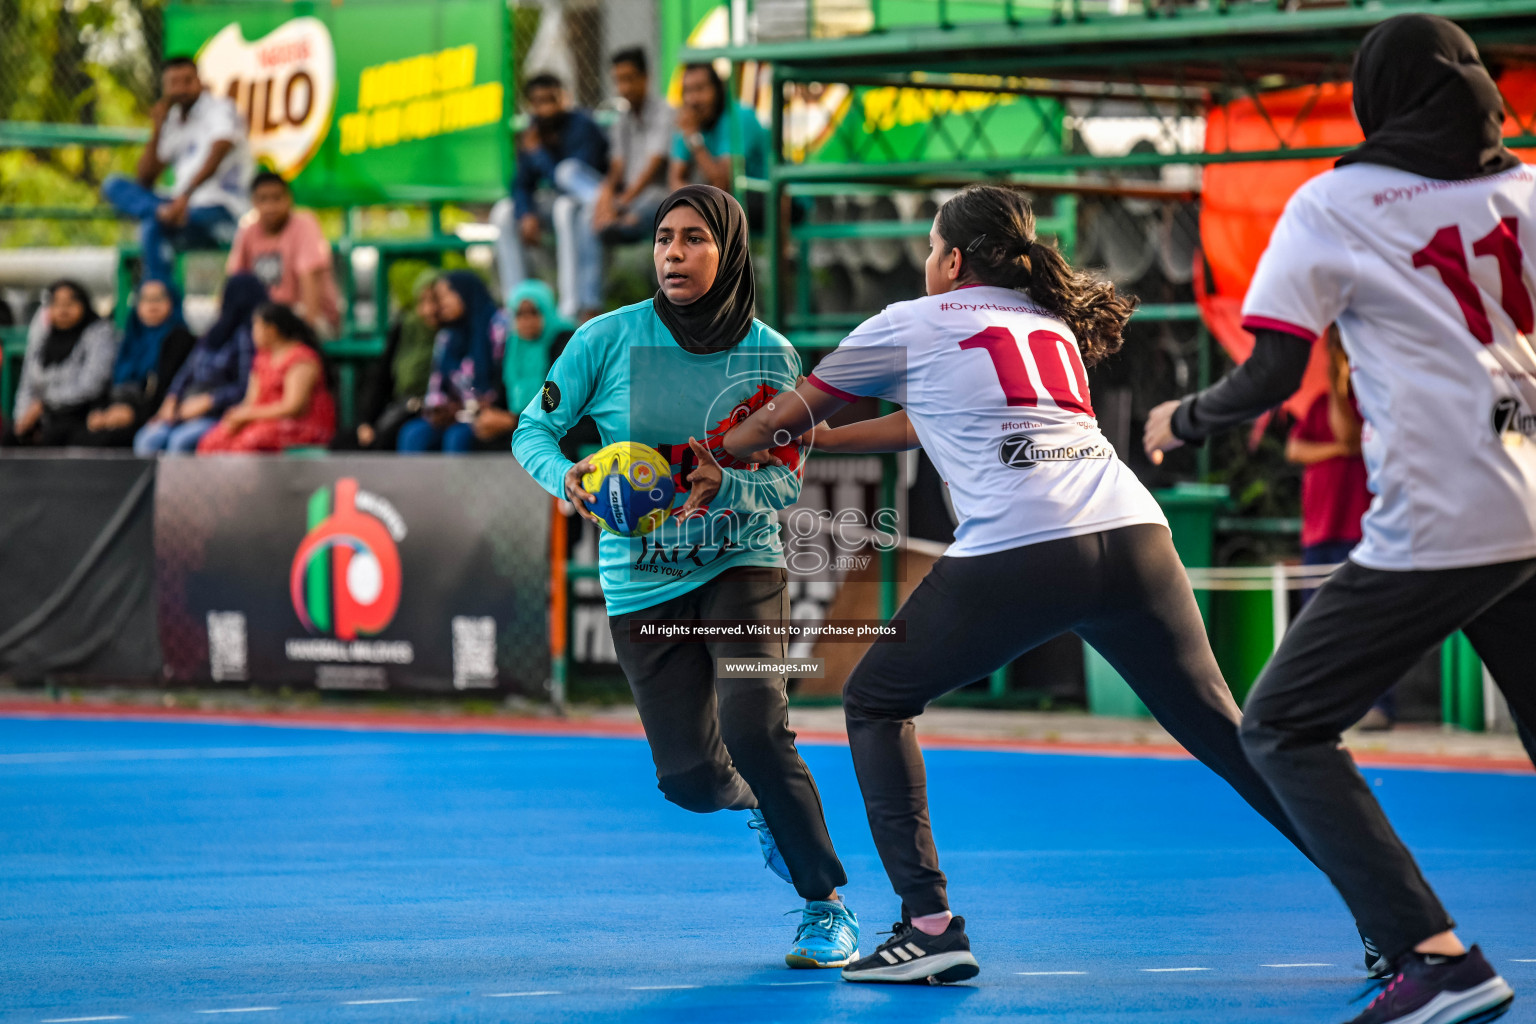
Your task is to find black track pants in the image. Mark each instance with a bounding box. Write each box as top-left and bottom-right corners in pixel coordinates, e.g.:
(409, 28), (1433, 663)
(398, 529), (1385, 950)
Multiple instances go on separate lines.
(609, 565), (848, 901)
(843, 523), (1312, 918)
(1241, 555), (1536, 963)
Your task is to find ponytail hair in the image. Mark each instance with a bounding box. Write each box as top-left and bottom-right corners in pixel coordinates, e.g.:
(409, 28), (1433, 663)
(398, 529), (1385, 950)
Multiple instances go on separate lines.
(253, 301), (319, 350)
(935, 185), (1136, 366)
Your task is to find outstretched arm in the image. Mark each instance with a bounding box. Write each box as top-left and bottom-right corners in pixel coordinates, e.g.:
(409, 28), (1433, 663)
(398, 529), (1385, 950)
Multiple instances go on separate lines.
(803, 410), (918, 454)
(722, 378), (848, 461)
(1144, 328), (1312, 464)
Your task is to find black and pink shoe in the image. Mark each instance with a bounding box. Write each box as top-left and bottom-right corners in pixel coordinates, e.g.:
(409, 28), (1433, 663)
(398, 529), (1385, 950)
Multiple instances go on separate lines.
(1346, 945), (1513, 1024)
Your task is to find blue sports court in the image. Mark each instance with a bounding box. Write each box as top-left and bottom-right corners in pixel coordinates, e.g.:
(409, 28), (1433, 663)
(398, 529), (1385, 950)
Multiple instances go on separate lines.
(1, 714), (1531, 1024)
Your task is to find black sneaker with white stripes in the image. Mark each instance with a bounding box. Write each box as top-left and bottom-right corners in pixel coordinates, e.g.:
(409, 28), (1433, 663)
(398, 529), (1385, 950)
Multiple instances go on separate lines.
(840, 916), (980, 985)
(1364, 933), (1394, 980)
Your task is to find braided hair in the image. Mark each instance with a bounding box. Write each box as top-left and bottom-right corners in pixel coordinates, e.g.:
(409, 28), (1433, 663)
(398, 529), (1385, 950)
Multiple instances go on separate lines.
(936, 185), (1136, 366)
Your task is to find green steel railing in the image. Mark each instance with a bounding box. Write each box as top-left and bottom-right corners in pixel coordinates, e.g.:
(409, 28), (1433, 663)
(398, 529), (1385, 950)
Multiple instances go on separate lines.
(0, 206), (125, 220)
(1, 325), (26, 418)
(714, 0), (1535, 42)
(0, 121), (149, 149)
(700, 0), (1536, 66)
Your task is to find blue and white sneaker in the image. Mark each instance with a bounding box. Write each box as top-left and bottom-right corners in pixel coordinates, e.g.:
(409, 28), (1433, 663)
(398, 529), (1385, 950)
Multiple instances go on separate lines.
(786, 899), (860, 969)
(748, 809), (793, 883)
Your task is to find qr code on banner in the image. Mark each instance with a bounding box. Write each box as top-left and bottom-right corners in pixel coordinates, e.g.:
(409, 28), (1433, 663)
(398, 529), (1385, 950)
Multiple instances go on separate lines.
(452, 616), (497, 689)
(207, 611), (248, 682)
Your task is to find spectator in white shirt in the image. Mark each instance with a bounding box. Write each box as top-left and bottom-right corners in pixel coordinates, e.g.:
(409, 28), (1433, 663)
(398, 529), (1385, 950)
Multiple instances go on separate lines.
(592, 48), (675, 245)
(103, 55), (253, 283)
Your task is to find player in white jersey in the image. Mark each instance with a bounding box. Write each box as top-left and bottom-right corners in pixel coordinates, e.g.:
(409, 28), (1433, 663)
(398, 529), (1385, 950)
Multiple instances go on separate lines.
(1145, 16), (1527, 1024)
(723, 183), (1325, 984)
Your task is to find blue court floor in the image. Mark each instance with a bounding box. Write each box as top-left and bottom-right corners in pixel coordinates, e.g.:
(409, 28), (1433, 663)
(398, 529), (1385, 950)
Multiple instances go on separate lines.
(0, 715), (1532, 1024)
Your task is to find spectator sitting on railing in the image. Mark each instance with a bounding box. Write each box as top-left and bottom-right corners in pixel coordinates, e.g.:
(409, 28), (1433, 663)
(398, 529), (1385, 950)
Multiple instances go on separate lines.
(3, 280), (118, 447)
(102, 55), (252, 284)
(226, 172), (341, 339)
(396, 271), (510, 454)
(346, 269), (440, 451)
(593, 48), (675, 246)
(135, 273), (267, 455)
(669, 63), (767, 228)
(197, 303), (335, 453)
(80, 279), (197, 448)
(490, 72), (609, 322)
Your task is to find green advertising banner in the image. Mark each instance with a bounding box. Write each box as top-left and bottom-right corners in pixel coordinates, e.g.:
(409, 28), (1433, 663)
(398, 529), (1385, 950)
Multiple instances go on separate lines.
(166, 0), (512, 206)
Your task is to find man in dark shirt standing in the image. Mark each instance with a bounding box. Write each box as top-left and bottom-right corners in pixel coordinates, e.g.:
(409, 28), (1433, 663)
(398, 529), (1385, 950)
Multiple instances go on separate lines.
(491, 73), (609, 321)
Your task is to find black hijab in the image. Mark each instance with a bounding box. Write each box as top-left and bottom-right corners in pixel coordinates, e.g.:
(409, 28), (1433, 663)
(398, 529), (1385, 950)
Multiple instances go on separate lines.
(40, 279), (99, 367)
(652, 185), (756, 355)
(1336, 14), (1518, 181)
(435, 270), (500, 396)
(201, 273), (268, 353)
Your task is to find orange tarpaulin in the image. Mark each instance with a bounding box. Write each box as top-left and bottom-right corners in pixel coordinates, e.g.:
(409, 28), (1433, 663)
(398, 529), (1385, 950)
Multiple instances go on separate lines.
(1197, 74), (1536, 423)
(1198, 83), (1358, 422)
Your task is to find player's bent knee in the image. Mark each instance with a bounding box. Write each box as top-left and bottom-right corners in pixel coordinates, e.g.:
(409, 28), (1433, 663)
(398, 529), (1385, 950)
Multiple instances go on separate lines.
(1237, 704), (1288, 764)
(842, 670), (918, 723)
(657, 762), (738, 814)
(1237, 708), (1266, 745)
(717, 727), (782, 770)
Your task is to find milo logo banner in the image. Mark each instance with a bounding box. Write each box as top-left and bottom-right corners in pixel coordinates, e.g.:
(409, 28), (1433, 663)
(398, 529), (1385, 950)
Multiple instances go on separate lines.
(166, 0), (511, 205)
(155, 457), (550, 693)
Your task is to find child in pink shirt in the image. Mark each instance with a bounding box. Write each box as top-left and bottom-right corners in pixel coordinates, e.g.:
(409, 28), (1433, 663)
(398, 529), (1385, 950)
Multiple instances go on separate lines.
(198, 302), (335, 452)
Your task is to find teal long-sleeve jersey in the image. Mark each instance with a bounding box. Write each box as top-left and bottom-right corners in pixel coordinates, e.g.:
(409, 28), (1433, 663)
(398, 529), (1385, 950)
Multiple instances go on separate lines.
(511, 300), (805, 617)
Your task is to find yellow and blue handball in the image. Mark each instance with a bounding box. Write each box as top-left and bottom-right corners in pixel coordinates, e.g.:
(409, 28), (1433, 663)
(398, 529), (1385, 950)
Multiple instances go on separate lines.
(580, 441), (677, 537)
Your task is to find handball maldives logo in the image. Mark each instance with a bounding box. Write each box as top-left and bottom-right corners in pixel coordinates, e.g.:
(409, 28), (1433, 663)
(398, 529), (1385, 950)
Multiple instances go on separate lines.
(289, 478), (406, 641)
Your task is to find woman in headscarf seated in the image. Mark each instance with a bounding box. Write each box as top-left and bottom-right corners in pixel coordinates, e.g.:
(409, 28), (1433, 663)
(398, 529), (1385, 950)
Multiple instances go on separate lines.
(396, 270), (511, 454)
(134, 273), (267, 455)
(468, 278), (576, 446)
(197, 302), (336, 453)
(80, 279), (197, 447)
(4, 280), (118, 447)
(345, 268), (440, 451)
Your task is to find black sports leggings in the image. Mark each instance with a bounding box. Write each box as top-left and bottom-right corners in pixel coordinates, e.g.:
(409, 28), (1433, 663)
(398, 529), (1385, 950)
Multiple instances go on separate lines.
(1242, 556), (1536, 962)
(609, 565), (848, 901)
(843, 523), (1312, 918)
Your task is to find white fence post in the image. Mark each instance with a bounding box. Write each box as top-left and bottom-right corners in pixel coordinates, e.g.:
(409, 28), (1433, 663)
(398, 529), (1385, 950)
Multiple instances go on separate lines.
(1270, 563), (1289, 652)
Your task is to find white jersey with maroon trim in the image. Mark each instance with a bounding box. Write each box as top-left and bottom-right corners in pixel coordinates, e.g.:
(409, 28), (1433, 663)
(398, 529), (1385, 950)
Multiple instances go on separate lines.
(808, 285), (1165, 558)
(1244, 162), (1536, 571)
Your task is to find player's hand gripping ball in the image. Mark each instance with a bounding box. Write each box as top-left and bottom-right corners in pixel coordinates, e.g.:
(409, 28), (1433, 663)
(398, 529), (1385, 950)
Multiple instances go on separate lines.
(580, 441), (677, 537)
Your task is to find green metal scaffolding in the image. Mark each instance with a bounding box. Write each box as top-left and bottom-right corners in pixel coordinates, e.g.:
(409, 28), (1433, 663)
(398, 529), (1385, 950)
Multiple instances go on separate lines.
(682, 0), (1536, 716)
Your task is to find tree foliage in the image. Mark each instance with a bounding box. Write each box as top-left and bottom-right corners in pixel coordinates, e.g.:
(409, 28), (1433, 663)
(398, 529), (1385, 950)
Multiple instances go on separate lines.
(0, 0), (164, 244)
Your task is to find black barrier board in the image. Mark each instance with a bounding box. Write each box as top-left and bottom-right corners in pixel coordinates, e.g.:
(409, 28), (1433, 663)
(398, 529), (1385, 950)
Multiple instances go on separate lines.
(155, 456), (550, 692)
(0, 454), (161, 680)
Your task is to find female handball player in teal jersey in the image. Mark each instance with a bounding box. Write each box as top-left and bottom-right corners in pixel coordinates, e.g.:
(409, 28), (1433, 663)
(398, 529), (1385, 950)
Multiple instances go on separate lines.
(724, 183), (1332, 985)
(511, 184), (860, 968)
